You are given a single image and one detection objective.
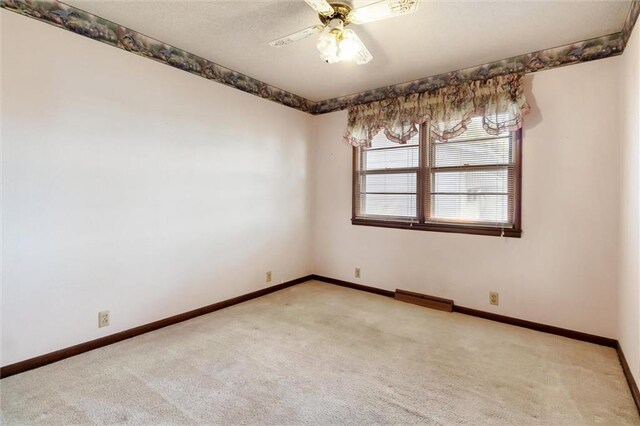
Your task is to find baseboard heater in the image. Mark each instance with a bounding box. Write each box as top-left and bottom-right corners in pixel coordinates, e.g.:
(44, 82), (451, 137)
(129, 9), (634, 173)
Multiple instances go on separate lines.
(395, 289), (453, 312)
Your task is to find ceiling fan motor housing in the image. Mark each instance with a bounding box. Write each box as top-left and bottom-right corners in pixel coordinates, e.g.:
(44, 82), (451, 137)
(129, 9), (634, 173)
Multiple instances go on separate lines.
(319, 2), (354, 26)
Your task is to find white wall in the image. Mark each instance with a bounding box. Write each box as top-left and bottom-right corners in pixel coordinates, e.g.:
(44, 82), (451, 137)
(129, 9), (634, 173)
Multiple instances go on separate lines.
(619, 25), (640, 383)
(312, 58), (622, 338)
(2, 8), (637, 369)
(1, 12), (313, 366)
(0, 11), (4, 368)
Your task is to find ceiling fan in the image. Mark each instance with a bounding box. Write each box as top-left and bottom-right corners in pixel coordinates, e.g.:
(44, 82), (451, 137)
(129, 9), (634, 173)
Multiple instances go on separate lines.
(268, 0), (418, 65)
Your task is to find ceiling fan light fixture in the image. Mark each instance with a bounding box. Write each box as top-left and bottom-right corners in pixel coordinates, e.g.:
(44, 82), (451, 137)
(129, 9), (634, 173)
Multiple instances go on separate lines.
(270, 0), (418, 65)
(317, 19), (343, 63)
(316, 23), (371, 64)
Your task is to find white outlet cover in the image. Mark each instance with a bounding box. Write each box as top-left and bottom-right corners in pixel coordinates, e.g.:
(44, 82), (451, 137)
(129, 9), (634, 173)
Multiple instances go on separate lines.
(98, 310), (110, 328)
(489, 292), (499, 305)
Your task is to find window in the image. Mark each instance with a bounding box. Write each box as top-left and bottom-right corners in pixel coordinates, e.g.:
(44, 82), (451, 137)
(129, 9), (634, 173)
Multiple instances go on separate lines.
(353, 117), (522, 237)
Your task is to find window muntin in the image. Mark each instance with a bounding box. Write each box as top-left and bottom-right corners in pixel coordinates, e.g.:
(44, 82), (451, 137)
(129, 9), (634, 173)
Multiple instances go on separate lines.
(353, 117), (521, 237)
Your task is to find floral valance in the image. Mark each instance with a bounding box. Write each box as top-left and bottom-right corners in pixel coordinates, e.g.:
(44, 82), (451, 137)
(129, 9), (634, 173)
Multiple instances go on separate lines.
(344, 74), (530, 147)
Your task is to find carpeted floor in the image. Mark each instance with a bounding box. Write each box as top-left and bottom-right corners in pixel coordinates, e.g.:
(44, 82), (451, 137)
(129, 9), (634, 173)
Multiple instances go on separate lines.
(1, 280), (639, 425)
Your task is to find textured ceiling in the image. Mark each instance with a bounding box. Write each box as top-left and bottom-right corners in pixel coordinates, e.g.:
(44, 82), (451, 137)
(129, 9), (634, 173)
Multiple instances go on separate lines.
(65, 0), (632, 101)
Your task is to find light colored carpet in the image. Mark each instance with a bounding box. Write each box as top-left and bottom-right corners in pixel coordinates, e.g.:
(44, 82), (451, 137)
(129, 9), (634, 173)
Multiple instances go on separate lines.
(1, 280), (638, 425)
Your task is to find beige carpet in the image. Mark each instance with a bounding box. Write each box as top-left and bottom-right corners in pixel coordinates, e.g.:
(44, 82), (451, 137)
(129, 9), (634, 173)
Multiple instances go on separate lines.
(1, 281), (638, 425)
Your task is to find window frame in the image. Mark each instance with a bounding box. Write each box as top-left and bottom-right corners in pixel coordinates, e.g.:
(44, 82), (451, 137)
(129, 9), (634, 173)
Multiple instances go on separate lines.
(351, 124), (522, 238)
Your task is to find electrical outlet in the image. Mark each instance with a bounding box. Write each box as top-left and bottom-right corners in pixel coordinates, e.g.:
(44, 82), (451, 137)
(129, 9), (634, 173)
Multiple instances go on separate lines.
(266, 271), (272, 283)
(355, 267), (361, 279)
(98, 310), (110, 328)
(490, 292), (499, 306)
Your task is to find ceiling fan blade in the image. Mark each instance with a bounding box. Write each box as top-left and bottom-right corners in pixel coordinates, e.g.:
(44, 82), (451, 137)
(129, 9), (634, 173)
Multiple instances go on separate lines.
(348, 0), (418, 25)
(341, 29), (373, 65)
(304, 0), (335, 17)
(269, 25), (325, 47)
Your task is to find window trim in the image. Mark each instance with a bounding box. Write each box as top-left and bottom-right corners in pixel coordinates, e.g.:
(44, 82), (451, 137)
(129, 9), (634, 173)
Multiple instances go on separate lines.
(351, 127), (523, 238)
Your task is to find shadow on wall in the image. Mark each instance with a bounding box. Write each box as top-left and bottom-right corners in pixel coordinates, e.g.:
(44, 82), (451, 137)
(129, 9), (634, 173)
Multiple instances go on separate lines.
(523, 74), (542, 129)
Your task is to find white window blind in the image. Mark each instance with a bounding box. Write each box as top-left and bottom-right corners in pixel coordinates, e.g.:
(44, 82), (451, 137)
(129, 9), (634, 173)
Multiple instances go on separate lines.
(355, 131), (419, 220)
(427, 117), (515, 226)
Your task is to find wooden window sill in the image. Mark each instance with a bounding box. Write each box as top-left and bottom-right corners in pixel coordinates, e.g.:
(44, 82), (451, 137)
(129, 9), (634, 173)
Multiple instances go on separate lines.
(351, 218), (522, 238)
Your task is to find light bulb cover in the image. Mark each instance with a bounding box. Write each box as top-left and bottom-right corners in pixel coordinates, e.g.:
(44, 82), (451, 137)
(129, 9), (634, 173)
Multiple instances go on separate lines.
(316, 20), (372, 65)
(317, 23), (340, 63)
(338, 29), (360, 61)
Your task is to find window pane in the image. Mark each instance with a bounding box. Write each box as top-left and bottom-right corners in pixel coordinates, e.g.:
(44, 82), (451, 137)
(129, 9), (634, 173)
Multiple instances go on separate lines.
(433, 169), (509, 194)
(369, 129), (419, 149)
(365, 173), (416, 193)
(360, 194), (416, 218)
(431, 194), (508, 224)
(433, 138), (511, 167)
(365, 146), (418, 170)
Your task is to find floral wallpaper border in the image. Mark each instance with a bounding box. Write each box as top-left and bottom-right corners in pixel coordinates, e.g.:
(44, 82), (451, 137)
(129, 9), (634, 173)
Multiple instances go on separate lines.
(0, 0), (315, 113)
(2, 0), (639, 116)
(312, 0), (640, 114)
